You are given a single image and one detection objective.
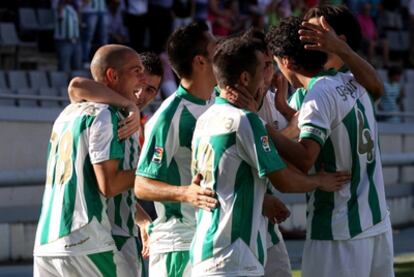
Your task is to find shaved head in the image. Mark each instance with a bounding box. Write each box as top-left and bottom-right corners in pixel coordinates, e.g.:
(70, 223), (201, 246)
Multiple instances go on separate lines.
(90, 44), (138, 82)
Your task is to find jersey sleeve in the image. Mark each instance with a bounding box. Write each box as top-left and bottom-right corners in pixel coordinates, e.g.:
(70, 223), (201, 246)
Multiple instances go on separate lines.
(237, 111), (286, 178)
(298, 81), (333, 147)
(89, 108), (124, 164)
(136, 113), (179, 182)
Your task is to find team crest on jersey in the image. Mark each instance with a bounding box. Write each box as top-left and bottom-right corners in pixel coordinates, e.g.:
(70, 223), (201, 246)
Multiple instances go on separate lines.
(152, 147), (164, 163)
(261, 136), (271, 152)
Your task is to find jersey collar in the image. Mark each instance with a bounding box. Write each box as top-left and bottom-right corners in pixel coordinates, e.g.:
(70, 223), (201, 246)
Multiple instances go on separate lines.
(307, 68), (337, 90)
(176, 84), (209, 105)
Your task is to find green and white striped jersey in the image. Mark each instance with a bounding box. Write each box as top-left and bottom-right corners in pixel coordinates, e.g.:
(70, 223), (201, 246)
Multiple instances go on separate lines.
(136, 85), (214, 254)
(107, 125), (140, 238)
(299, 70), (389, 240)
(34, 103), (125, 256)
(190, 97), (286, 276)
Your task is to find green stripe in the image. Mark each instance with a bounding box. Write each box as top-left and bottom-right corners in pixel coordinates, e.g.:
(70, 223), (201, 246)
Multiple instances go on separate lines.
(126, 190), (135, 235)
(112, 234), (129, 251)
(257, 232), (265, 265)
(166, 251), (190, 277)
(231, 161), (254, 244)
(311, 138), (336, 240)
(88, 251), (117, 276)
(109, 108), (124, 160)
(267, 222), (280, 245)
(163, 158), (182, 220)
(343, 107), (363, 237)
(201, 133), (236, 261)
(59, 116), (94, 237)
(356, 101), (382, 224)
(128, 137), (135, 169)
(245, 112), (286, 177)
(113, 194), (122, 228)
(39, 186), (57, 244)
(179, 106), (196, 149)
(136, 97), (182, 182)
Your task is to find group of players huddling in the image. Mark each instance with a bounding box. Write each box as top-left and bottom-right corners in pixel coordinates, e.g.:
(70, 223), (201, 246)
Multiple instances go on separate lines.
(33, 4), (394, 277)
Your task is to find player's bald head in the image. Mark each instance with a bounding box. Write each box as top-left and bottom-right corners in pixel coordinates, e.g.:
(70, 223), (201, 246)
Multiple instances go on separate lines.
(90, 44), (138, 82)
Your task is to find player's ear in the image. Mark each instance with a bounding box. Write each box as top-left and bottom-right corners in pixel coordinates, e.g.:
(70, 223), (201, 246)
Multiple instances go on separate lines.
(240, 71), (250, 86)
(106, 68), (118, 83)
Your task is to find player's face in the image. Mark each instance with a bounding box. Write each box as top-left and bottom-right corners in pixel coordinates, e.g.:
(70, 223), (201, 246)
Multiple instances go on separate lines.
(114, 52), (146, 103)
(203, 31), (218, 86)
(134, 72), (161, 110)
(263, 50), (274, 89)
(247, 51), (266, 99)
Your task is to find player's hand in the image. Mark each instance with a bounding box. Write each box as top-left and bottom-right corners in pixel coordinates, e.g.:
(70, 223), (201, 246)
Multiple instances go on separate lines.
(185, 174), (218, 211)
(118, 104), (141, 140)
(262, 194), (291, 224)
(224, 84), (259, 112)
(139, 222), (150, 259)
(316, 170), (351, 192)
(299, 16), (348, 55)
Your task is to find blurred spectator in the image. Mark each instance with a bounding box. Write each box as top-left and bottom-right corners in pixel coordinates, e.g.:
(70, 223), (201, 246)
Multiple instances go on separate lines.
(121, 0), (148, 53)
(357, 3), (390, 66)
(79, 0), (108, 64)
(53, 0), (82, 71)
(172, 0), (195, 30)
(159, 51), (178, 99)
(195, 0), (209, 22)
(107, 0), (128, 44)
(380, 66), (405, 122)
(148, 0), (174, 54)
(208, 0), (247, 37)
(267, 0), (292, 27)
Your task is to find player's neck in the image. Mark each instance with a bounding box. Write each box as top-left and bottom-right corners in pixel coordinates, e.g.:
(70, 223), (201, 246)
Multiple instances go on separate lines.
(181, 77), (214, 101)
(295, 68), (324, 90)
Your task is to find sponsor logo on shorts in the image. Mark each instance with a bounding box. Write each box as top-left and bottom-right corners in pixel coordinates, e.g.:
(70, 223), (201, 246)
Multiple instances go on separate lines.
(152, 147), (164, 163)
(261, 136), (271, 152)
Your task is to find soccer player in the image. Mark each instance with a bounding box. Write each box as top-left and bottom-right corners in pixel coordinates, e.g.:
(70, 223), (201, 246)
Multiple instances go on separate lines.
(275, 5), (384, 121)
(67, 51), (164, 276)
(134, 22), (219, 276)
(33, 45), (146, 277)
(190, 36), (350, 277)
(266, 16), (394, 277)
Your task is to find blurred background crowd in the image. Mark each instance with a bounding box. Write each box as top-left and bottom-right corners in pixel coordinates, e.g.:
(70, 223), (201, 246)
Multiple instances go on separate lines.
(0, 0), (413, 121)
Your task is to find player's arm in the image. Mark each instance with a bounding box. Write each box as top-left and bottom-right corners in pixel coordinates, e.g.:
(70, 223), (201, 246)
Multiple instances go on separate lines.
(273, 73), (297, 121)
(135, 203), (152, 259)
(266, 123), (320, 173)
(299, 16), (384, 100)
(68, 77), (141, 139)
(135, 174), (218, 211)
(93, 160), (135, 197)
(262, 193), (290, 224)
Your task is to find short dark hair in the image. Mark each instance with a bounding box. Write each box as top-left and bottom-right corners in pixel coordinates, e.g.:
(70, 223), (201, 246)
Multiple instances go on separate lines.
(242, 28), (267, 53)
(266, 16), (327, 72)
(303, 5), (362, 51)
(140, 52), (163, 77)
(166, 21), (210, 78)
(213, 37), (259, 88)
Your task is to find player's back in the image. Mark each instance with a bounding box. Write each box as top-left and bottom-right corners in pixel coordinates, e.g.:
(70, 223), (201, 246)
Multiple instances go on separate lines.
(299, 71), (388, 241)
(191, 96), (285, 276)
(34, 102), (121, 256)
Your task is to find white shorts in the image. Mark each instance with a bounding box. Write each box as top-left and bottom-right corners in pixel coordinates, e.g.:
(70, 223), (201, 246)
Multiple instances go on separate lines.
(149, 251), (191, 277)
(113, 235), (145, 277)
(301, 228), (394, 277)
(264, 239), (292, 277)
(34, 250), (134, 277)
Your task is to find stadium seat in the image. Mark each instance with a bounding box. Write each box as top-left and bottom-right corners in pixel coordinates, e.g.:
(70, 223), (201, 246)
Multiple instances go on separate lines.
(18, 8), (40, 32)
(70, 70), (91, 79)
(0, 71), (7, 89)
(0, 22), (36, 48)
(49, 71), (69, 90)
(0, 89), (16, 106)
(29, 71), (50, 89)
(37, 9), (55, 31)
(7, 70), (29, 90)
(16, 88), (38, 107)
(39, 88), (61, 107)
